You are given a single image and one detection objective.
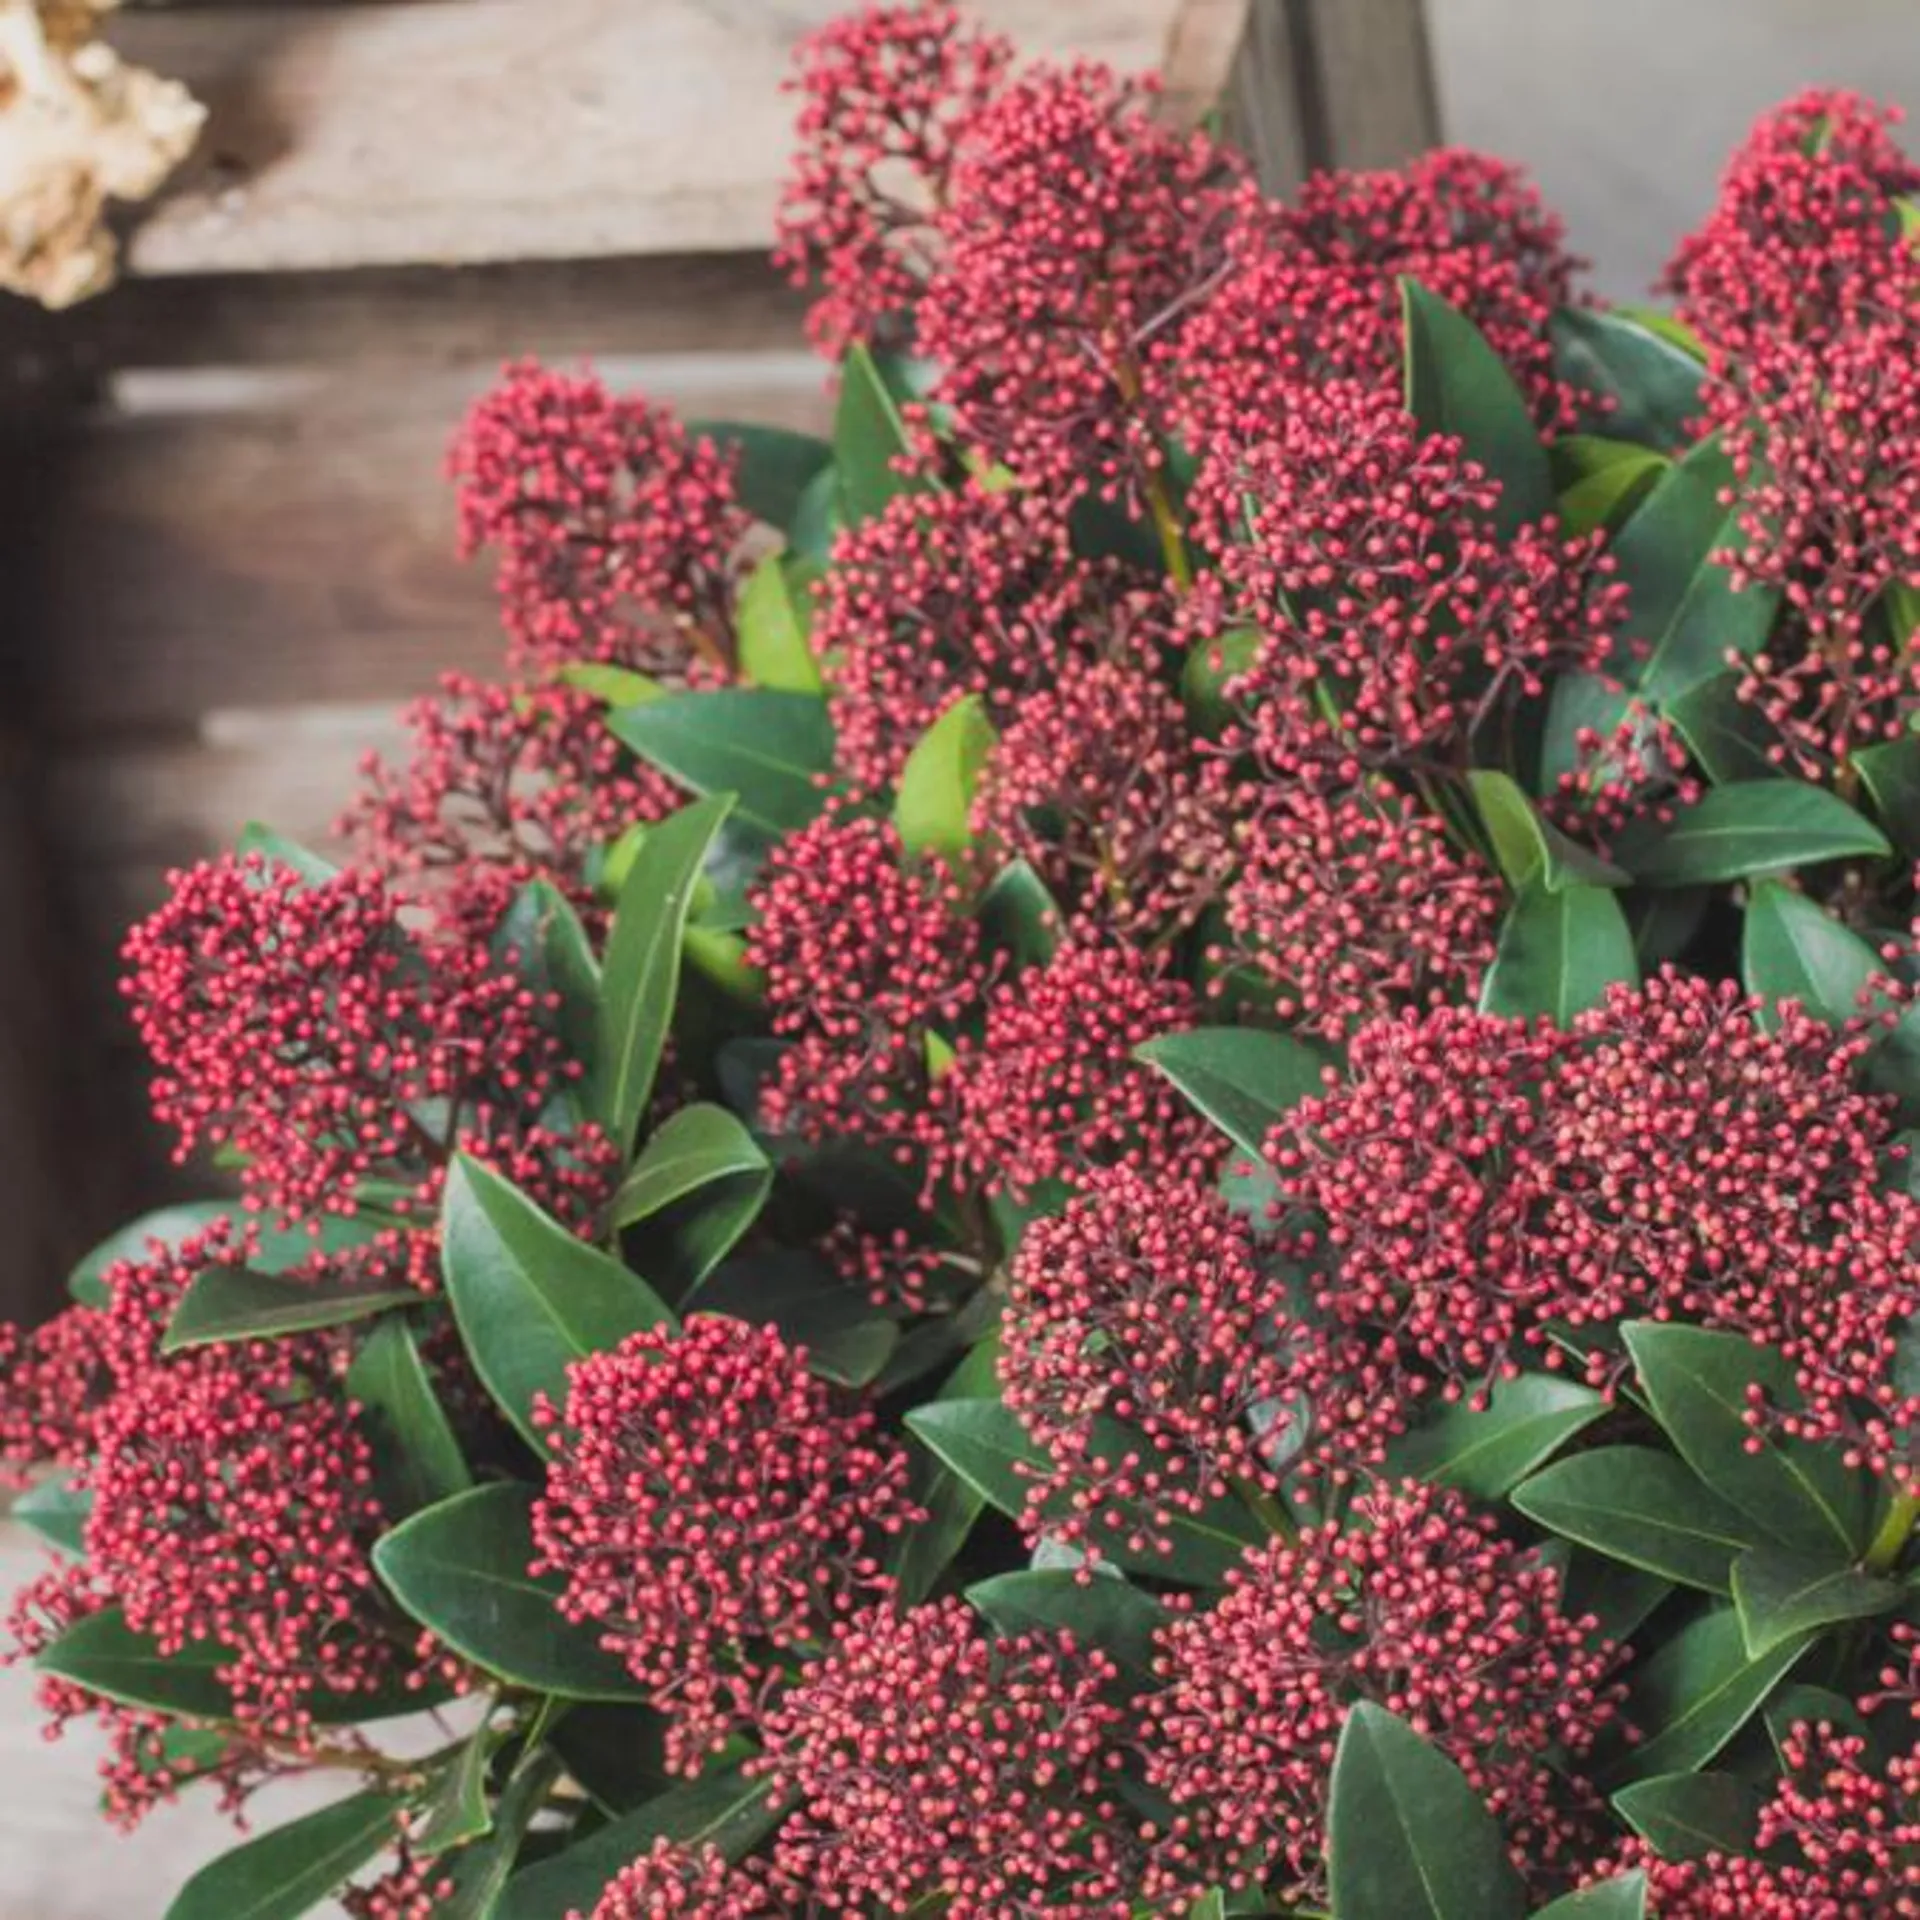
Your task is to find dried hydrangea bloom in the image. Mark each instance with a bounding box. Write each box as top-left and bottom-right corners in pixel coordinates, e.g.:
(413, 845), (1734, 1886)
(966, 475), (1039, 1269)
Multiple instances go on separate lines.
(1002, 1167), (1299, 1556)
(919, 59), (1253, 506)
(449, 361), (748, 678)
(342, 673), (683, 940)
(83, 1343), (418, 1741)
(934, 937), (1215, 1202)
(1216, 775), (1502, 1042)
(974, 652), (1234, 939)
(584, 1838), (779, 1919)
(817, 483), (1112, 795)
(531, 1317), (919, 1774)
(759, 1597), (1134, 1917)
(775, 0), (1011, 353)
(745, 812), (984, 1152)
(1140, 1480), (1626, 1906)
(1190, 379), (1622, 777)
(1176, 147), (1583, 444)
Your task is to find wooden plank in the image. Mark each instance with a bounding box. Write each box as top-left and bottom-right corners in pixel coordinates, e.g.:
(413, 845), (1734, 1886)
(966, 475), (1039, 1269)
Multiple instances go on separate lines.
(36, 363), (830, 734)
(109, 0), (1249, 277)
(1299, 0), (1440, 172)
(1221, 0), (1310, 192)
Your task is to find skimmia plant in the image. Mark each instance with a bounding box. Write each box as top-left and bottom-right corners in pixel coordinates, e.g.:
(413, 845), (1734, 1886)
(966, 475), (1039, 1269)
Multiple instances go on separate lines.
(10, 8), (1920, 1915)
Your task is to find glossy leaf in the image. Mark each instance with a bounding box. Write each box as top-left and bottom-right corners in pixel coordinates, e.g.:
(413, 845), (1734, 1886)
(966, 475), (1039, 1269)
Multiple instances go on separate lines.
(1533, 1875), (1649, 1920)
(965, 1571), (1167, 1689)
(414, 1721), (499, 1857)
(442, 1155), (675, 1447)
(1855, 734), (1920, 852)
(164, 1791), (405, 1920)
(1613, 1771), (1761, 1862)
(835, 343), (926, 525)
(66, 1201), (370, 1310)
(38, 1607), (234, 1720)
(607, 692), (831, 839)
(597, 793), (734, 1150)
(1402, 279), (1552, 536)
(161, 1267), (419, 1354)
(1135, 1025), (1327, 1161)
(1552, 435), (1667, 537)
(344, 1316), (473, 1520)
(892, 1337), (1004, 1604)
(1615, 780), (1889, 884)
(1326, 1702), (1527, 1920)
(1731, 1544), (1899, 1658)
(736, 551), (822, 693)
(373, 1484), (648, 1701)
(496, 1767), (776, 1920)
(1742, 880), (1882, 1033)
(1623, 1322), (1872, 1558)
(893, 693), (995, 864)
(1615, 1603), (1811, 1781)
(1552, 304), (1705, 449)
(1663, 671), (1780, 785)
(432, 1750), (561, 1917)
(1467, 769), (1628, 889)
(979, 858), (1062, 968)
(1611, 436), (1776, 704)
(684, 420), (832, 533)
(610, 1102), (772, 1296)
(1479, 882), (1638, 1023)
(13, 1471), (90, 1558)
(492, 879), (600, 1095)
(1383, 1374), (1607, 1501)
(690, 1250), (900, 1388)
(1512, 1446), (1752, 1591)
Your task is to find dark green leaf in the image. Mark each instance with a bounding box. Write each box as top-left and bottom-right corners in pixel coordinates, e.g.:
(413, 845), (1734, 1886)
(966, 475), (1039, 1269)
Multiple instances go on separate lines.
(1479, 882), (1638, 1023)
(492, 881), (600, 1097)
(1383, 1374), (1607, 1501)
(1856, 734), (1920, 852)
(345, 1316), (472, 1520)
(1764, 1683), (1870, 1759)
(161, 1267), (419, 1353)
(1552, 435), (1668, 537)
(1402, 278), (1552, 537)
(1742, 880), (1881, 1032)
(690, 1250), (900, 1388)
(1623, 1322), (1873, 1558)
(164, 1791), (404, 1920)
(1565, 1555), (1675, 1644)
(14, 1471), (90, 1558)
(373, 1484), (648, 1701)
(835, 343), (926, 525)
(1552, 305), (1706, 449)
(433, 1749), (562, 1918)
(597, 793), (736, 1148)
(892, 1336), (1004, 1605)
(414, 1721), (500, 1857)
(38, 1606), (233, 1719)
(1731, 1544), (1899, 1658)
(610, 1102), (771, 1296)
(1467, 768), (1628, 890)
(1180, 625), (1261, 733)
(979, 858), (1062, 969)
(893, 693), (995, 864)
(1612, 436), (1776, 704)
(965, 1570), (1167, 1688)
(607, 692), (831, 839)
(736, 552), (822, 694)
(685, 420), (832, 533)
(1612, 1771), (1761, 1861)
(496, 1767), (775, 1920)
(1533, 1874), (1649, 1920)
(1615, 781), (1889, 885)
(67, 1201), (233, 1307)
(1135, 1025), (1327, 1161)
(442, 1154), (675, 1447)
(548, 1706), (669, 1816)
(1617, 1604), (1811, 1780)
(1665, 671), (1781, 784)
(1512, 1447), (1752, 1592)
(1326, 1701), (1527, 1920)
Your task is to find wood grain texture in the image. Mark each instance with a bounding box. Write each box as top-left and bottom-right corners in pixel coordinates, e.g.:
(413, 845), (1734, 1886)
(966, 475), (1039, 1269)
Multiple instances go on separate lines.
(108, 0), (1252, 276)
(1299, 0), (1440, 171)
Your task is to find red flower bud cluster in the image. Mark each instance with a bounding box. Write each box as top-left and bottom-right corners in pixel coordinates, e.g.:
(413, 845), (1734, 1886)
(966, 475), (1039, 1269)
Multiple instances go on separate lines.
(586, 1838), (780, 1920)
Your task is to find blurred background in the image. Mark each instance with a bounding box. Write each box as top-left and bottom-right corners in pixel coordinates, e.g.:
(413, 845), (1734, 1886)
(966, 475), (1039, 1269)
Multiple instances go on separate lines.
(0, 1), (1916, 1912)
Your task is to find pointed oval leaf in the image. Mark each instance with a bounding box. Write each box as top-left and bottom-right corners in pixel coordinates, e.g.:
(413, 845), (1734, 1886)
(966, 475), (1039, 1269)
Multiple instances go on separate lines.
(492, 879), (601, 1099)
(1480, 882), (1638, 1024)
(1552, 435), (1668, 537)
(964, 1570), (1167, 1689)
(684, 419), (832, 534)
(1327, 1702), (1527, 1920)
(1383, 1373), (1607, 1501)
(690, 1250), (900, 1388)
(373, 1483), (648, 1701)
(1616, 781), (1890, 885)
(1467, 769), (1628, 890)
(609, 1102), (772, 1296)
(607, 693), (830, 839)
(38, 1606), (235, 1720)
(1513, 1446), (1752, 1592)
(1855, 734), (1920, 852)
(1731, 1543), (1899, 1659)
(1553, 303), (1705, 449)
(736, 551), (822, 693)
(344, 1315), (473, 1520)
(1135, 1026), (1328, 1161)
(165, 1791), (405, 1920)
(1664, 670), (1780, 784)
(1743, 878), (1881, 1034)
(835, 343), (927, 526)
(892, 1337), (1005, 1605)
(1402, 279), (1551, 537)
(442, 1155), (675, 1446)
(14, 1471), (91, 1558)
(597, 793), (736, 1148)
(161, 1267), (419, 1353)
(1533, 1873), (1649, 1920)
(1612, 1771), (1761, 1862)
(893, 692), (996, 864)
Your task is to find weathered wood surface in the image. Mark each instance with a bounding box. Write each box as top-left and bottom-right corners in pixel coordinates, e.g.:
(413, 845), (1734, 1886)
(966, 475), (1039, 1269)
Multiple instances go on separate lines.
(106, 0), (1252, 276)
